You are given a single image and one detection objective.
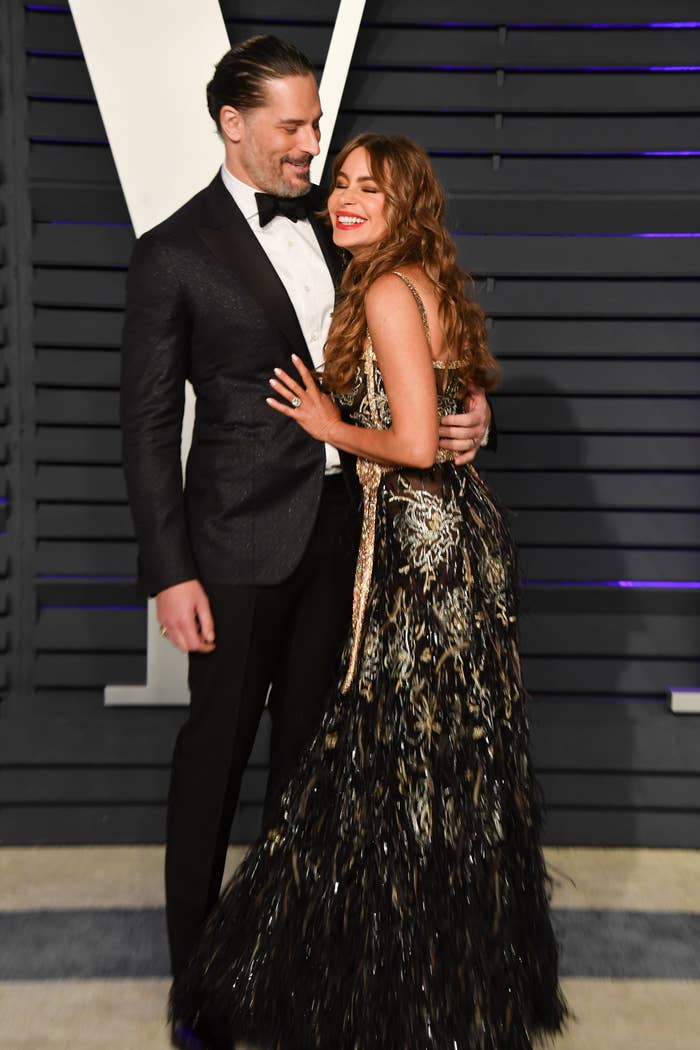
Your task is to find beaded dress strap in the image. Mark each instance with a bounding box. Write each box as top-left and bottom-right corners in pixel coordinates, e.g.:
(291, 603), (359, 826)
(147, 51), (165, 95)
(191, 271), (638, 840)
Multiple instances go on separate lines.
(391, 270), (469, 370)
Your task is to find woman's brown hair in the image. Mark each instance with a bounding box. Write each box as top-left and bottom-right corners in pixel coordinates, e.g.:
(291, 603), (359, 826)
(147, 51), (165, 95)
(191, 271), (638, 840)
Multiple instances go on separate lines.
(322, 133), (498, 398)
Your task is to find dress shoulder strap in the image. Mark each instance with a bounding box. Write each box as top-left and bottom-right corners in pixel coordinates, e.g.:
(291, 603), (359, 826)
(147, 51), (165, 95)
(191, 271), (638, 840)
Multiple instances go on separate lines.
(391, 270), (431, 348)
(390, 270), (470, 369)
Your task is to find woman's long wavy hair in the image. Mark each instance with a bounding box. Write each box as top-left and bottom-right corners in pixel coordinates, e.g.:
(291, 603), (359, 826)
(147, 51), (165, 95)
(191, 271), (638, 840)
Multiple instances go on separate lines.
(322, 133), (498, 397)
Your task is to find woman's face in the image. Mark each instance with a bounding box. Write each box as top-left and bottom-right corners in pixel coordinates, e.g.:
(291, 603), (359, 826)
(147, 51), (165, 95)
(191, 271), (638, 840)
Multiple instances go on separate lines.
(327, 147), (388, 256)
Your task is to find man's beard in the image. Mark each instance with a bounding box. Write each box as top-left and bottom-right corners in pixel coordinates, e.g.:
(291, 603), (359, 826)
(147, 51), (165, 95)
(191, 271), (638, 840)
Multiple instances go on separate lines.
(242, 141), (311, 197)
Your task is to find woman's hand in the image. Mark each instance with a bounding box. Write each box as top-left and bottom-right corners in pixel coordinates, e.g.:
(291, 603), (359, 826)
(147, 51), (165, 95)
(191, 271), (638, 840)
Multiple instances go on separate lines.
(267, 354), (342, 443)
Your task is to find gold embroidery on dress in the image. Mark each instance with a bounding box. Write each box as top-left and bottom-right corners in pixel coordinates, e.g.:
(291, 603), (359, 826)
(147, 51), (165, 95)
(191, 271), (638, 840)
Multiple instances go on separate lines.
(340, 272), (467, 693)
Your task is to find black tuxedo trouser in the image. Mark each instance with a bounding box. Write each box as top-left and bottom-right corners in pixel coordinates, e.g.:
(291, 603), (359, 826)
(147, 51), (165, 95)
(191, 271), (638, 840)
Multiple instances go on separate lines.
(165, 473), (357, 980)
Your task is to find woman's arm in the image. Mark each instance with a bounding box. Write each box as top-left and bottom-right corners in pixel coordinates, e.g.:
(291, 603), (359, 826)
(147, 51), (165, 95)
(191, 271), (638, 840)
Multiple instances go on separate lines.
(268, 274), (439, 469)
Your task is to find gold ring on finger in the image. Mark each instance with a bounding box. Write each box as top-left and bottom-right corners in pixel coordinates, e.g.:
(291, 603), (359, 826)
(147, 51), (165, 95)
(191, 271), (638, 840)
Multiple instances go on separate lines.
(159, 625), (168, 638)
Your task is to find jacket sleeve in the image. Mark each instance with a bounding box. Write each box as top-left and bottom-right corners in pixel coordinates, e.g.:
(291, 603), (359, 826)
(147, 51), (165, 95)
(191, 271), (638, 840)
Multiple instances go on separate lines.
(120, 233), (198, 595)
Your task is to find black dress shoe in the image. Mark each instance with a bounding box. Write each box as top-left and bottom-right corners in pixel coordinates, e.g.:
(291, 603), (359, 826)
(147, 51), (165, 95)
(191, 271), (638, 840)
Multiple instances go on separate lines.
(171, 1017), (230, 1050)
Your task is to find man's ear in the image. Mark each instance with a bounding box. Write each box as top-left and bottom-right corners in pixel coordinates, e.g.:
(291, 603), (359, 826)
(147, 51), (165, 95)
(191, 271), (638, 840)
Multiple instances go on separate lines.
(219, 105), (244, 144)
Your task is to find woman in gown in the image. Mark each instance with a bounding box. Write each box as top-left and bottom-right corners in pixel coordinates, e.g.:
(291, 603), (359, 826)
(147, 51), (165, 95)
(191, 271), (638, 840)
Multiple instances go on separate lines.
(171, 133), (567, 1050)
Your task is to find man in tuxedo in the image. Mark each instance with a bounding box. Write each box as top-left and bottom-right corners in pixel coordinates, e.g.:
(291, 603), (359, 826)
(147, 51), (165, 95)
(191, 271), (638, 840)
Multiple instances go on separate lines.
(121, 34), (491, 1049)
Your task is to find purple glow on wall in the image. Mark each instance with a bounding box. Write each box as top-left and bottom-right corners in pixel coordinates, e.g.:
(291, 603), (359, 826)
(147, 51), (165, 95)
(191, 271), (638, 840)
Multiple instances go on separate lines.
(525, 579), (700, 589)
(393, 21), (700, 30)
(451, 231), (700, 238)
(424, 64), (700, 72)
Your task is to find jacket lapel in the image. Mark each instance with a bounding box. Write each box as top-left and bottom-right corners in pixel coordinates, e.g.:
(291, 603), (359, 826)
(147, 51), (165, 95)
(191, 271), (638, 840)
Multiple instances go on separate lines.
(194, 174), (314, 368)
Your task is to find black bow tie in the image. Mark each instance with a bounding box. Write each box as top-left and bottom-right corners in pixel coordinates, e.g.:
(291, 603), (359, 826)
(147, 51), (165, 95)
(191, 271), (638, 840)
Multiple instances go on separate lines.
(255, 192), (312, 227)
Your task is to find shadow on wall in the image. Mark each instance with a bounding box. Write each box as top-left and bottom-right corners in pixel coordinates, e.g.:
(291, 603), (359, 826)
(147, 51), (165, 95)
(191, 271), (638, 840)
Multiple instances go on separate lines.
(481, 371), (642, 848)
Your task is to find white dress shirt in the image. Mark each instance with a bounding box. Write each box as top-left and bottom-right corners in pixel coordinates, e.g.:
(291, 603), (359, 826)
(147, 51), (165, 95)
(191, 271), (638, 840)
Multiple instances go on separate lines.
(220, 164), (340, 473)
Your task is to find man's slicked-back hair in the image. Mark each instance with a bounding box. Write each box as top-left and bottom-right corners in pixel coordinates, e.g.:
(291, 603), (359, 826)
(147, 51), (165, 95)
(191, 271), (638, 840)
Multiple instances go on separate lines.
(207, 34), (316, 129)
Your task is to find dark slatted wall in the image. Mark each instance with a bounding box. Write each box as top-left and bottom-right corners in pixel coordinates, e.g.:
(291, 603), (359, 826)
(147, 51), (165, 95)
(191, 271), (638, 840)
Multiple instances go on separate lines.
(0, 0), (698, 846)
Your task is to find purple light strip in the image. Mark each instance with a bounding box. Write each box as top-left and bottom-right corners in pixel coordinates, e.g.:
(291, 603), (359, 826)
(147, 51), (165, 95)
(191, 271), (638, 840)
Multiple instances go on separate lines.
(452, 231), (700, 238)
(367, 21), (700, 29)
(27, 49), (80, 58)
(423, 64), (700, 71)
(525, 579), (700, 589)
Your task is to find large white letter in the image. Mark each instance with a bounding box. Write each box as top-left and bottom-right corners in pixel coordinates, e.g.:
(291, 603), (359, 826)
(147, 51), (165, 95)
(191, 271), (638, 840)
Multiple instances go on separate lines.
(68, 0), (366, 704)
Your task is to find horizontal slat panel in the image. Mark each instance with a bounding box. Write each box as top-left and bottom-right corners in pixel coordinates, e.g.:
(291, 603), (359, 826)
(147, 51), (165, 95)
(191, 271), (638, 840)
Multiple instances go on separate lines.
(34, 268), (126, 308)
(36, 389), (118, 425)
(31, 185), (129, 224)
(238, 0), (700, 22)
(34, 606), (700, 658)
(519, 547), (700, 581)
(4, 764), (696, 813)
(498, 435), (700, 469)
(539, 771), (700, 810)
(522, 586), (700, 616)
(29, 146), (700, 199)
(36, 540), (135, 575)
(225, 0), (700, 20)
(33, 463), (700, 508)
(485, 470), (700, 508)
(433, 157), (700, 195)
(532, 697), (700, 772)
(35, 653), (145, 686)
(343, 70), (700, 113)
(0, 702), (268, 765)
(28, 101), (700, 163)
(34, 653), (699, 694)
(28, 99), (106, 142)
(34, 310), (123, 348)
(37, 504), (134, 538)
(27, 16), (700, 68)
(44, 0), (700, 20)
(29, 142), (118, 183)
(513, 509), (700, 546)
(521, 613), (700, 657)
(523, 656), (700, 693)
(542, 809), (700, 848)
(458, 235), (700, 277)
(334, 112), (700, 158)
(36, 465), (126, 501)
(33, 224), (134, 266)
(493, 397), (700, 434)
(27, 56), (700, 114)
(38, 430), (700, 471)
(498, 361), (700, 396)
(36, 350), (118, 387)
(489, 320), (700, 355)
(0, 766), (266, 803)
(31, 270), (700, 319)
(36, 427), (121, 463)
(32, 223), (700, 275)
(0, 803), (261, 846)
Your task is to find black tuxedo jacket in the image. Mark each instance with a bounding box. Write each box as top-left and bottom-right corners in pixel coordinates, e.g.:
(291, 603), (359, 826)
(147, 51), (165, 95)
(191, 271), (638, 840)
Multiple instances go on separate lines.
(121, 172), (350, 595)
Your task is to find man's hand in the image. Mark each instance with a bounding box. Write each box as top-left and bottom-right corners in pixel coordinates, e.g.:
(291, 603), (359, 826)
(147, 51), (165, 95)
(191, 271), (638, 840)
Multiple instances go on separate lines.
(156, 579), (216, 654)
(438, 385), (492, 465)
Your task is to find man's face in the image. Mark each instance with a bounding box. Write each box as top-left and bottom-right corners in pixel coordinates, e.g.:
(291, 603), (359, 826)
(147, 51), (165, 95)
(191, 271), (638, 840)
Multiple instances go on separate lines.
(225, 74), (321, 197)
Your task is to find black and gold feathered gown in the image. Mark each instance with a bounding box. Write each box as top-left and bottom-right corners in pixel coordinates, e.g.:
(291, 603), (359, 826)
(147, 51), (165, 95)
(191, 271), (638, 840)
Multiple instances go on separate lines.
(171, 274), (567, 1049)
